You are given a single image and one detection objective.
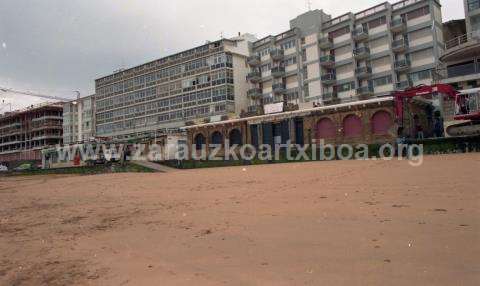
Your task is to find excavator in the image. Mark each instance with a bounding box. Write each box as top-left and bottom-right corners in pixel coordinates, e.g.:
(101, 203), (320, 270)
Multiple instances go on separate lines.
(393, 84), (480, 137)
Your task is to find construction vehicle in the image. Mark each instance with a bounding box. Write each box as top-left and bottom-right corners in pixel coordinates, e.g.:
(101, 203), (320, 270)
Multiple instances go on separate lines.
(393, 84), (480, 137)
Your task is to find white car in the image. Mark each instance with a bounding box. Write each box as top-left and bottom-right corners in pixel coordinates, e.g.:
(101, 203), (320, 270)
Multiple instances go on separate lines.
(0, 165), (8, 172)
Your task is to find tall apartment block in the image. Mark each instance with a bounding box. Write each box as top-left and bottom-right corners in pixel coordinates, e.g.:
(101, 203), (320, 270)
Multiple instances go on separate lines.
(63, 94), (95, 144)
(440, 0), (480, 90)
(465, 0), (480, 35)
(246, 0), (444, 115)
(0, 104), (63, 163)
(94, 34), (256, 140)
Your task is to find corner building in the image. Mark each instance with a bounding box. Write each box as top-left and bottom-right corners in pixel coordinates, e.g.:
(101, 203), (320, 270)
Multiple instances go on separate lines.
(246, 0), (444, 114)
(94, 34), (256, 140)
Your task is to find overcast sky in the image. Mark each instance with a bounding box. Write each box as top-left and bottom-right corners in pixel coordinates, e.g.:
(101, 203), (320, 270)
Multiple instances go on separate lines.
(0, 0), (465, 110)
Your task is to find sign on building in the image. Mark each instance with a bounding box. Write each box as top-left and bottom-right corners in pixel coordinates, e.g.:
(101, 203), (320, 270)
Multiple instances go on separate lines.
(264, 102), (284, 114)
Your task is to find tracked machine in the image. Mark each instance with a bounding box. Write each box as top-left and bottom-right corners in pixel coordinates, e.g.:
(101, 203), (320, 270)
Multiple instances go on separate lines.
(393, 84), (480, 137)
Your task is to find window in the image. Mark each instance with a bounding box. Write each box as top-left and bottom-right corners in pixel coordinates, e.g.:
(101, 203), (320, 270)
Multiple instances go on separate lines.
(410, 70), (431, 81)
(406, 6), (429, 21)
(260, 48), (271, 57)
(373, 75), (392, 87)
(282, 57), (297, 66)
(261, 63), (272, 73)
(468, 0), (480, 11)
(329, 26), (350, 38)
(368, 16), (386, 29)
(280, 40), (295, 50)
(337, 82), (355, 92)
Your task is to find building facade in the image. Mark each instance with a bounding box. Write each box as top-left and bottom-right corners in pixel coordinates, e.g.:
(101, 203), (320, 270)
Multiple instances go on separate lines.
(94, 34), (256, 141)
(439, 0), (480, 90)
(0, 103), (63, 163)
(465, 0), (480, 35)
(184, 97), (434, 159)
(246, 0), (444, 115)
(63, 94), (95, 144)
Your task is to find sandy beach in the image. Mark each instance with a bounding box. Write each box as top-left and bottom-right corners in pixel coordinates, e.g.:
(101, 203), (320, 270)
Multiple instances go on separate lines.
(1, 154), (479, 285)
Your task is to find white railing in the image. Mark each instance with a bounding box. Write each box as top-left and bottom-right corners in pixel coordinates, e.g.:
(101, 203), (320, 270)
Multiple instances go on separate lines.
(445, 31), (480, 50)
(355, 3), (388, 20)
(392, 0), (424, 10)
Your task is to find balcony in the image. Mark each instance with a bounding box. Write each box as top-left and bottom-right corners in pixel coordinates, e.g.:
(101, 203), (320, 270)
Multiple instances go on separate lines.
(390, 18), (406, 33)
(353, 47), (371, 60)
(246, 71), (262, 83)
(352, 27), (369, 42)
(269, 49), (284, 61)
(318, 37), (333, 49)
(271, 66), (285, 78)
(442, 32), (480, 63)
(319, 55), (335, 67)
(322, 91), (338, 103)
(447, 62), (480, 78)
(272, 83), (286, 94)
(321, 73), (337, 85)
(394, 59), (411, 72)
(355, 66), (372, 79)
(396, 80), (413, 90)
(242, 105), (264, 117)
(392, 38), (409, 53)
(247, 55), (261, 66)
(247, 88), (262, 99)
(356, 86), (374, 98)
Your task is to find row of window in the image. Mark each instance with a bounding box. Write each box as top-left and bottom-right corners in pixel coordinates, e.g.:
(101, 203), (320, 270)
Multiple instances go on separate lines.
(257, 40), (297, 57)
(96, 86), (235, 124)
(258, 56), (297, 73)
(328, 6), (430, 39)
(97, 69), (235, 112)
(331, 70), (431, 93)
(97, 42), (223, 85)
(97, 53), (233, 97)
(96, 103), (232, 135)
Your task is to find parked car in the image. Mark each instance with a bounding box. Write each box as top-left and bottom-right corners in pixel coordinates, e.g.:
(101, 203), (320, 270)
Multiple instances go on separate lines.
(14, 163), (33, 171)
(0, 165), (8, 172)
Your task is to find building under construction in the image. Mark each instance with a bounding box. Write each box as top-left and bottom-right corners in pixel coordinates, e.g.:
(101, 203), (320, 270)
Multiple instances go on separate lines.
(0, 103), (63, 165)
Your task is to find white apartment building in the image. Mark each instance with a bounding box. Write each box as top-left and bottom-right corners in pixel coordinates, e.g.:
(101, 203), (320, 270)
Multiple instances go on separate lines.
(94, 34), (256, 140)
(465, 0), (480, 34)
(246, 0), (444, 115)
(439, 0), (480, 90)
(63, 94), (95, 144)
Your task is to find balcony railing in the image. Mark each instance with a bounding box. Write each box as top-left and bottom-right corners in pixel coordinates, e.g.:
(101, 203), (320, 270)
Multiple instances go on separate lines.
(355, 66), (372, 78)
(247, 55), (261, 66)
(322, 91), (338, 102)
(272, 83), (286, 94)
(318, 37), (333, 49)
(321, 73), (337, 85)
(392, 38), (409, 53)
(396, 80), (413, 90)
(271, 66), (285, 77)
(394, 59), (411, 71)
(390, 18), (406, 33)
(353, 47), (371, 59)
(270, 49), (284, 61)
(319, 55), (335, 67)
(356, 86), (374, 97)
(352, 27), (369, 41)
(444, 31), (480, 51)
(246, 71), (262, 82)
(247, 88), (262, 98)
(447, 62), (480, 78)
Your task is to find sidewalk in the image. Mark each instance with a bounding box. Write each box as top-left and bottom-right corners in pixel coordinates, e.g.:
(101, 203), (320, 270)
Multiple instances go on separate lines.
(131, 161), (178, 173)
